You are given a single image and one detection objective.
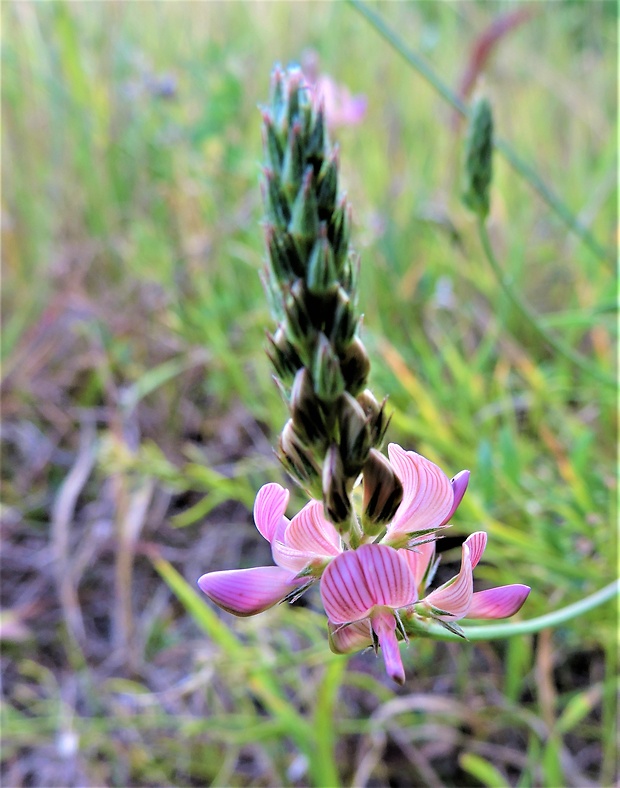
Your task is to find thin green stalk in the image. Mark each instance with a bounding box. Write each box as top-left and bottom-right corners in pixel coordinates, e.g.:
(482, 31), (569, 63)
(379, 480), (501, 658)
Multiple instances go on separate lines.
(312, 657), (347, 787)
(347, 0), (612, 266)
(477, 219), (615, 388)
(416, 579), (619, 642)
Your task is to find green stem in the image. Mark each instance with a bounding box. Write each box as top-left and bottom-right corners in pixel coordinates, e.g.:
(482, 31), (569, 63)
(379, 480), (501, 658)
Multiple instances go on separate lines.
(312, 657), (347, 787)
(477, 219), (614, 387)
(347, 0), (612, 267)
(415, 579), (619, 642)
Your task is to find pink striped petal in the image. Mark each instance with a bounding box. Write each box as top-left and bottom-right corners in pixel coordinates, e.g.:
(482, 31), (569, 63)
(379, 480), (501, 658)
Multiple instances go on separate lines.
(401, 540), (436, 589)
(467, 584), (531, 619)
(423, 542), (473, 620)
(271, 540), (313, 573)
(328, 619), (373, 654)
(320, 544), (416, 624)
(386, 444), (454, 537)
(197, 566), (300, 617)
(439, 470), (470, 526)
(285, 500), (342, 557)
(371, 609), (406, 685)
(464, 531), (487, 569)
(253, 483), (290, 544)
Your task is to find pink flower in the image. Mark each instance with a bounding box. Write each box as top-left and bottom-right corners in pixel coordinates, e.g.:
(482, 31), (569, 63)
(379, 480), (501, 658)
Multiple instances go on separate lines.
(312, 75), (367, 129)
(381, 443), (470, 548)
(198, 483), (342, 616)
(328, 533), (530, 669)
(321, 544), (416, 684)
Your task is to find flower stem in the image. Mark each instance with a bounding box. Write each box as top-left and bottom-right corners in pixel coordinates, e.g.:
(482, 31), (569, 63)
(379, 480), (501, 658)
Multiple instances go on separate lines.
(347, 0), (613, 267)
(477, 218), (615, 388)
(416, 579), (619, 642)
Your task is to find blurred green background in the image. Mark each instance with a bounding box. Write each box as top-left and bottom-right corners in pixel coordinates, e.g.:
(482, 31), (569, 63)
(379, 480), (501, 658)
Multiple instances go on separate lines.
(1, 2), (617, 786)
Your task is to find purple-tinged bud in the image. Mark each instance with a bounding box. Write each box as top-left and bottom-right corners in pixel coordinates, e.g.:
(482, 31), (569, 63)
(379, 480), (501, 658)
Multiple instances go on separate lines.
(361, 449), (404, 535)
(269, 65), (286, 130)
(285, 67), (305, 128)
(289, 168), (319, 241)
(265, 224), (294, 284)
(340, 337), (370, 395)
(306, 227), (338, 296)
(290, 367), (330, 448)
(337, 392), (371, 477)
(340, 252), (360, 295)
(279, 419), (323, 498)
(313, 333), (345, 403)
(357, 389), (390, 448)
(323, 443), (351, 529)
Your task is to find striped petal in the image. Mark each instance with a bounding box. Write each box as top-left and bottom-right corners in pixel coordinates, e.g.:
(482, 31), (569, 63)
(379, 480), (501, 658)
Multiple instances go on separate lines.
(371, 609), (406, 685)
(467, 584), (531, 619)
(423, 542), (473, 620)
(320, 544), (416, 624)
(328, 619), (373, 654)
(386, 444), (454, 537)
(401, 540), (436, 590)
(439, 470), (470, 526)
(253, 483), (290, 544)
(197, 566), (300, 617)
(285, 500), (342, 557)
(464, 531), (487, 569)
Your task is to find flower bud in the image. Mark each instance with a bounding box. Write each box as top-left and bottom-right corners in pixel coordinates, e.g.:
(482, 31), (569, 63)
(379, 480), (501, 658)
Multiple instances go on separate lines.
(266, 328), (302, 384)
(306, 227), (338, 296)
(337, 392), (371, 478)
(462, 97), (494, 219)
(307, 104), (327, 162)
(278, 419), (322, 498)
(339, 337), (370, 395)
(290, 367), (330, 448)
(329, 288), (358, 351)
(284, 282), (315, 351)
(313, 333), (345, 403)
(328, 199), (350, 272)
(356, 389), (389, 448)
(361, 449), (404, 535)
(340, 252), (360, 297)
(289, 168), (319, 241)
(261, 110), (284, 171)
(263, 167), (290, 228)
(281, 120), (305, 199)
(322, 443), (351, 530)
(316, 148), (338, 215)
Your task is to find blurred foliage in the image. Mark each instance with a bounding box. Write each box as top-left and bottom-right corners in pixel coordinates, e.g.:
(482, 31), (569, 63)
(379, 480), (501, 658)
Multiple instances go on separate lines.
(1, 1), (616, 786)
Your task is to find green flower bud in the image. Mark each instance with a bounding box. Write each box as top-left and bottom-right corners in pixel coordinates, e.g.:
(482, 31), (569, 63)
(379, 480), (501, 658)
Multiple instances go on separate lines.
(306, 226), (338, 296)
(289, 168), (319, 241)
(284, 281), (316, 351)
(266, 327), (302, 384)
(261, 110), (284, 171)
(328, 199), (350, 274)
(316, 149), (339, 216)
(339, 337), (370, 395)
(279, 419), (323, 498)
(357, 389), (389, 448)
(290, 367), (330, 448)
(328, 288), (358, 352)
(313, 333), (345, 402)
(361, 449), (403, 535)
(263, 168), (290, 228)
(281, 120), (305, 199)
(322, 443), (351, 529)
(337, 392), (371, 478)
(462, 97), (494, 219)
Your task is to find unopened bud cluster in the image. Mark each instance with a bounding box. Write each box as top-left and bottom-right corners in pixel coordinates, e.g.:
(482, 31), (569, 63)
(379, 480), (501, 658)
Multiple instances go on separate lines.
(261, 66), (402, 539)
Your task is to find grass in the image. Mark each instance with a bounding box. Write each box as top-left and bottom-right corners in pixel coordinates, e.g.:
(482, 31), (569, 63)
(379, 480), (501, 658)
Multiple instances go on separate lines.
(1, 1), (617, 786)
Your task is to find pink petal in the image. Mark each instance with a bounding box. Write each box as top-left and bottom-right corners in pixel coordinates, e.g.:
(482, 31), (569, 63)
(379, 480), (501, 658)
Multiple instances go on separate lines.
(253, 483), (289, 544)
(285, 500), (342, 558)
(197, 566), (300, 617)
(467, 584), (531, 619)
(271, 540), (313, 574)
(320, 544), (416, 624)
(401, 540), (436, 589)
(328, 619), (373, 654)
(371, 609), (405, 685)
(386, 444), (454, 537)
(423, 543), (473, 620)
(464, 531), (487, 569)
(439, 470), (470, 526)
